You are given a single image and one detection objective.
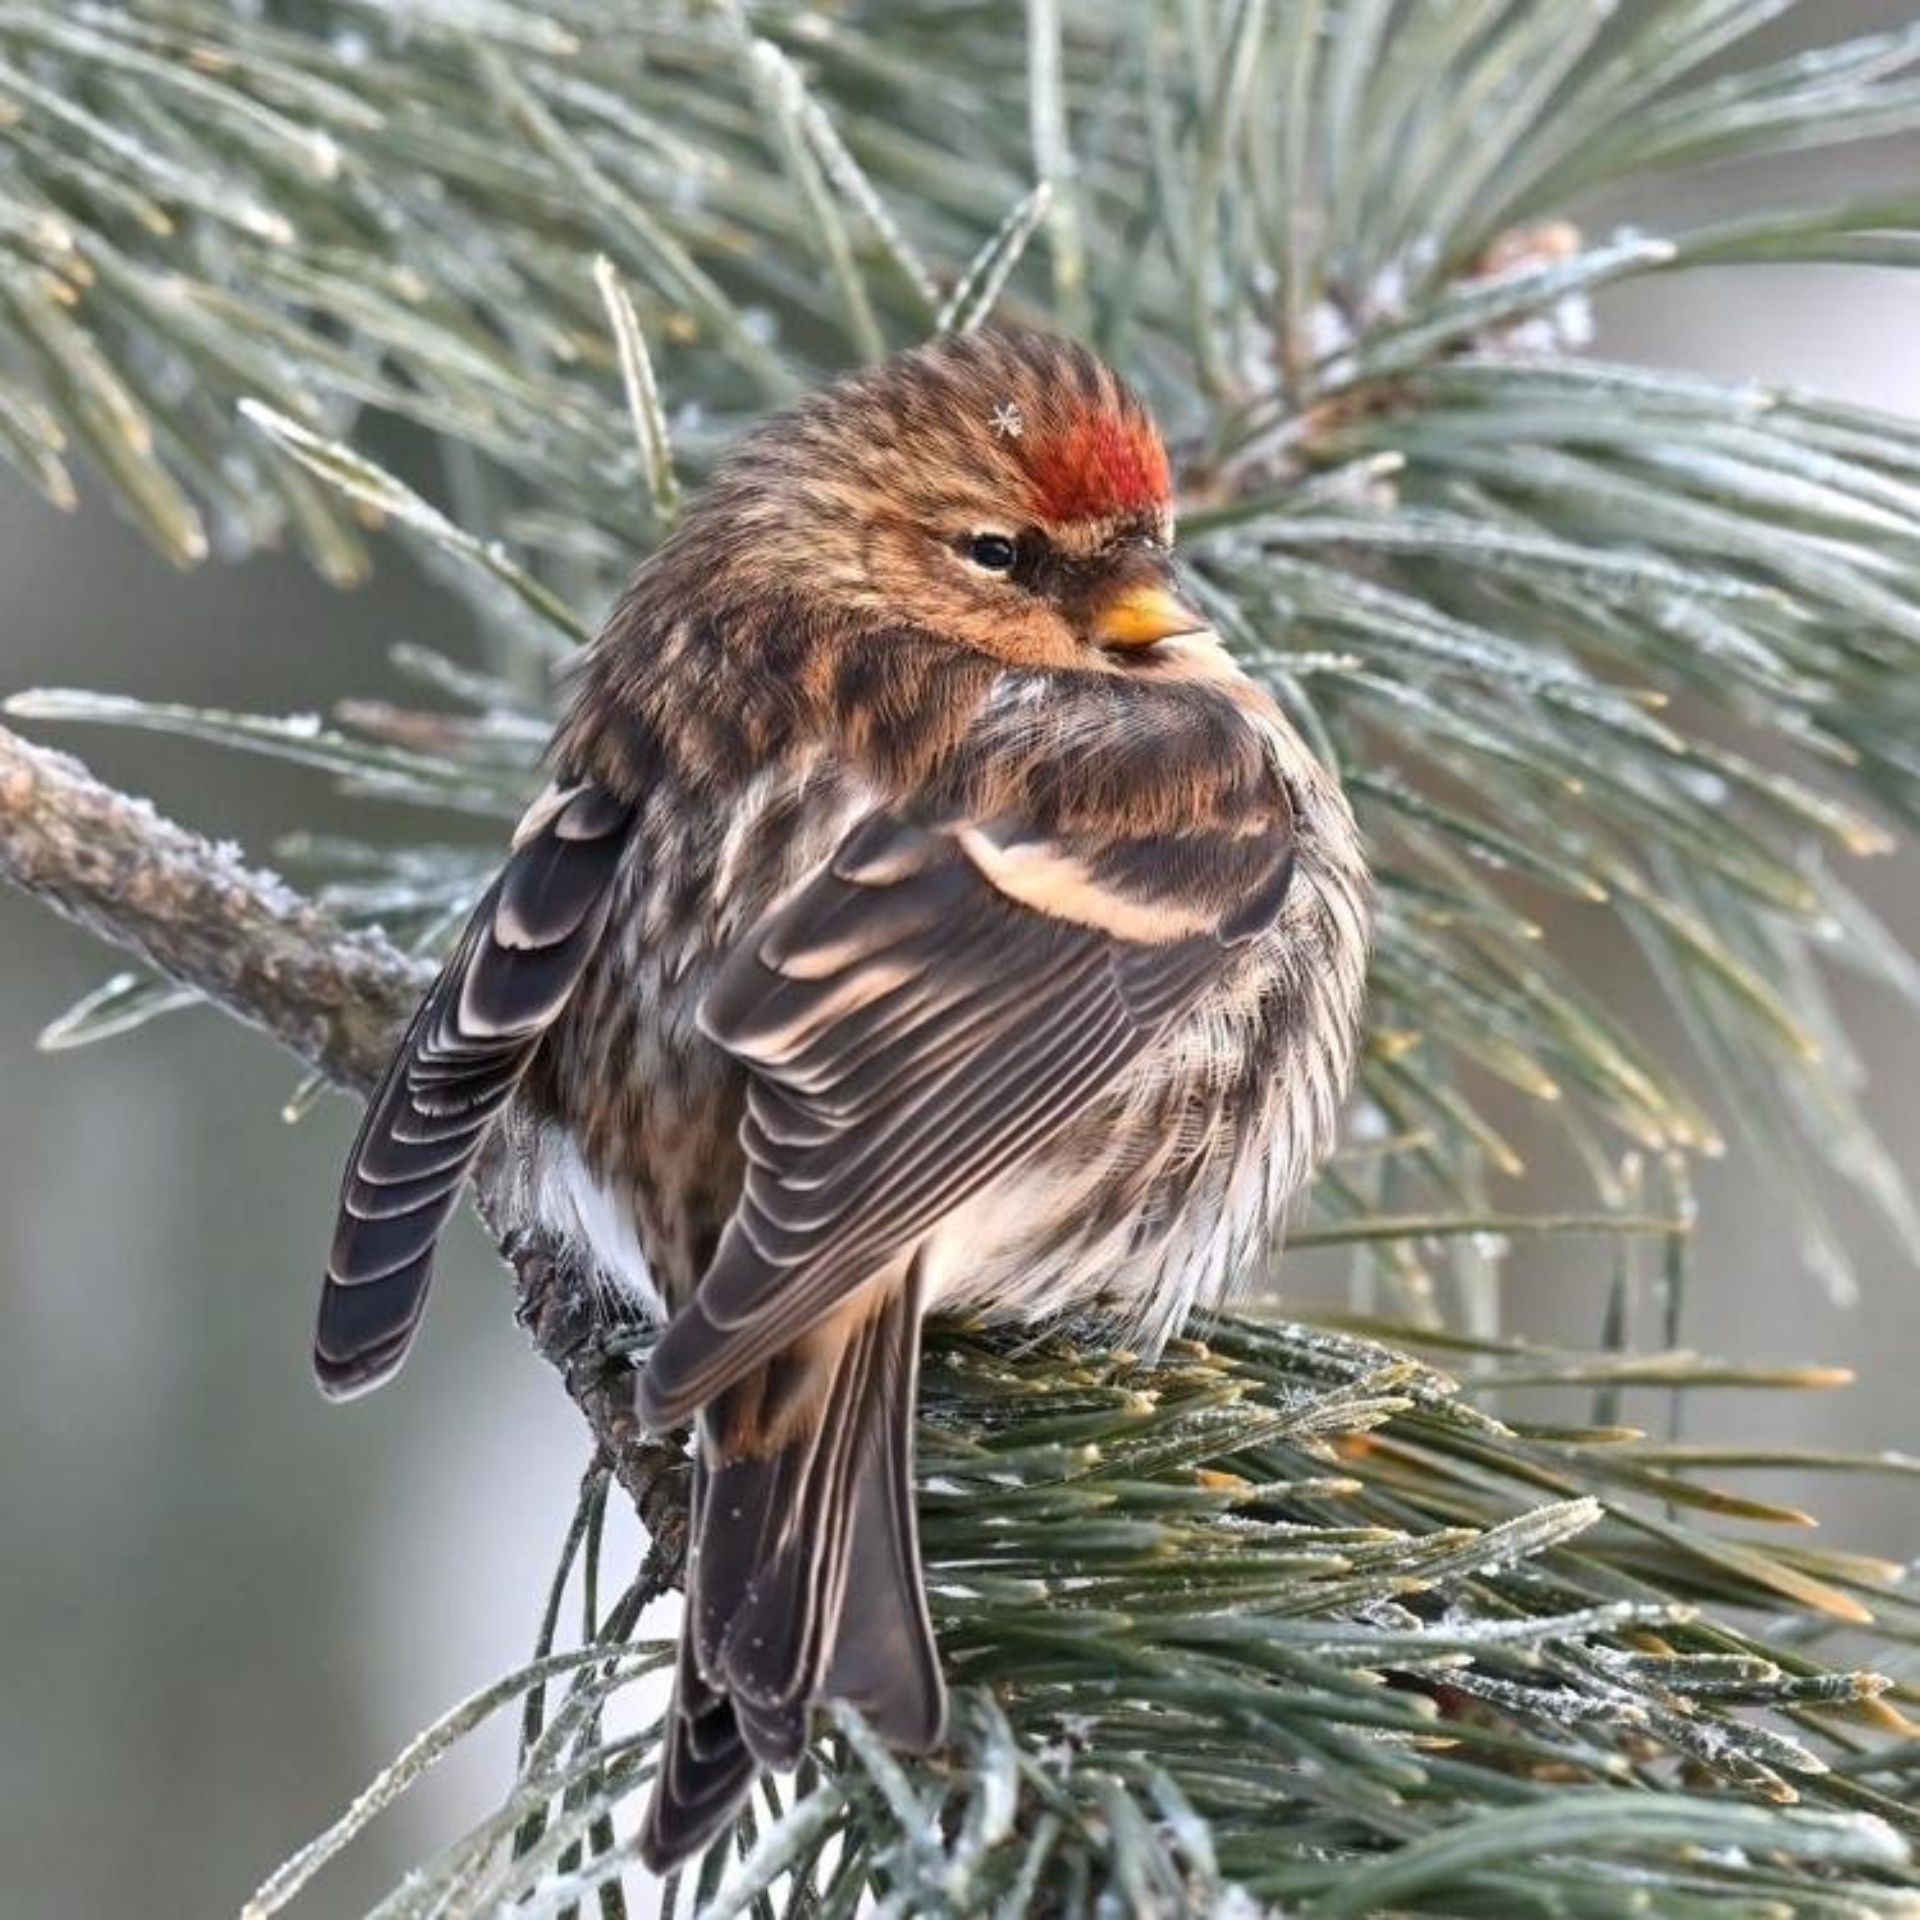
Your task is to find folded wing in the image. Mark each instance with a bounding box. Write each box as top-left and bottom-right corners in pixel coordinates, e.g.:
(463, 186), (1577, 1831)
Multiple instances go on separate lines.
(638, 786), (1294, 1428)
(316, 780), (633, 1398)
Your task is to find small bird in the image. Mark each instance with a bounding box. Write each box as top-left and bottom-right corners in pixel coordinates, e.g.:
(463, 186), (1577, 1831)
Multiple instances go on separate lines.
(317, 329), (1370, 1868)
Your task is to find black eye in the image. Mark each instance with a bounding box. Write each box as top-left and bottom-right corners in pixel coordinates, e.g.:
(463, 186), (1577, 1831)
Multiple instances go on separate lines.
(967, 533), (1018, 573)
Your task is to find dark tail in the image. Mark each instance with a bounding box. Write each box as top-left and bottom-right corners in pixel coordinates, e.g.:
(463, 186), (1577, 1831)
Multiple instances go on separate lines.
(638, 1276), (944, 1873)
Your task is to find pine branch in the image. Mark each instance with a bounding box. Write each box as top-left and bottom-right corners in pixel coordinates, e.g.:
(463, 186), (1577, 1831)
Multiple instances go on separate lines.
(0, 716), (687, 1560)
(11, 725), (1919, 1918)
(0, 720), (422, 1081)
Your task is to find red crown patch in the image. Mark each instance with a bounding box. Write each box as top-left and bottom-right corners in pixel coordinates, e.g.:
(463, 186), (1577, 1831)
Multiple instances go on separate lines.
(1026, 408), (1171, 523)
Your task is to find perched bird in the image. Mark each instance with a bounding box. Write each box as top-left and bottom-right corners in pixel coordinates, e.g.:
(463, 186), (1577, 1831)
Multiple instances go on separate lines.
(317, 329), (1370, 1868)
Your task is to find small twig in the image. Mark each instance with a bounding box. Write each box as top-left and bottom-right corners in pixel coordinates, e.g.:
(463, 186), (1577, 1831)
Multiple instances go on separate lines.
(512, 1238), (692, 1592)
(0, 718), (689, 1555)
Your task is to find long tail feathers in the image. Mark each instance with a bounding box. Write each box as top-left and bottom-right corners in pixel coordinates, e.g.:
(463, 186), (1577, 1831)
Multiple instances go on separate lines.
(637, 1637), (757, 1872)
(820, 1293), (944, 1749)
(638, 1272), (944, 1872)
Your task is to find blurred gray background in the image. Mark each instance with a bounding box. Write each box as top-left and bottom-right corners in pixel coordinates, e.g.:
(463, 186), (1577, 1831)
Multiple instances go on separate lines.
(4, 25), (1919, 1920)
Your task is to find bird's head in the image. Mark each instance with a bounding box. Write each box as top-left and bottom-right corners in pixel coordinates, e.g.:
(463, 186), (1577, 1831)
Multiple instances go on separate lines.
(689, 330), (1208, 669)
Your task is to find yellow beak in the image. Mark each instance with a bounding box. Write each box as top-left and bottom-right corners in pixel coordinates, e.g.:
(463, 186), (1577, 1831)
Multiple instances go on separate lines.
(1091, 578), (1212, 649)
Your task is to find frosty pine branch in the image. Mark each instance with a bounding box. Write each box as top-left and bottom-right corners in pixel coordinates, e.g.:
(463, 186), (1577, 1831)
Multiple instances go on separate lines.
(0, 717), (688, 1554)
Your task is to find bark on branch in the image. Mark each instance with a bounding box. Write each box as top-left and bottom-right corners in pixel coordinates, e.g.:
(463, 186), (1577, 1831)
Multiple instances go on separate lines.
(0, 724), (430, 1085)
(0, 719), (687, 1570)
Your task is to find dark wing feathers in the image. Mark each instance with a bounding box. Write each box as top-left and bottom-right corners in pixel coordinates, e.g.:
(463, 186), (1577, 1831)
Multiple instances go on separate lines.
(638, 795), (1292, 1428)
(316, 780), (632, 1399)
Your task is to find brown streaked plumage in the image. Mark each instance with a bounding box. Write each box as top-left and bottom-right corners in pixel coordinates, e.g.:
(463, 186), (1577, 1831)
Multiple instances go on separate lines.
(318, 329), (1371, 1870)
